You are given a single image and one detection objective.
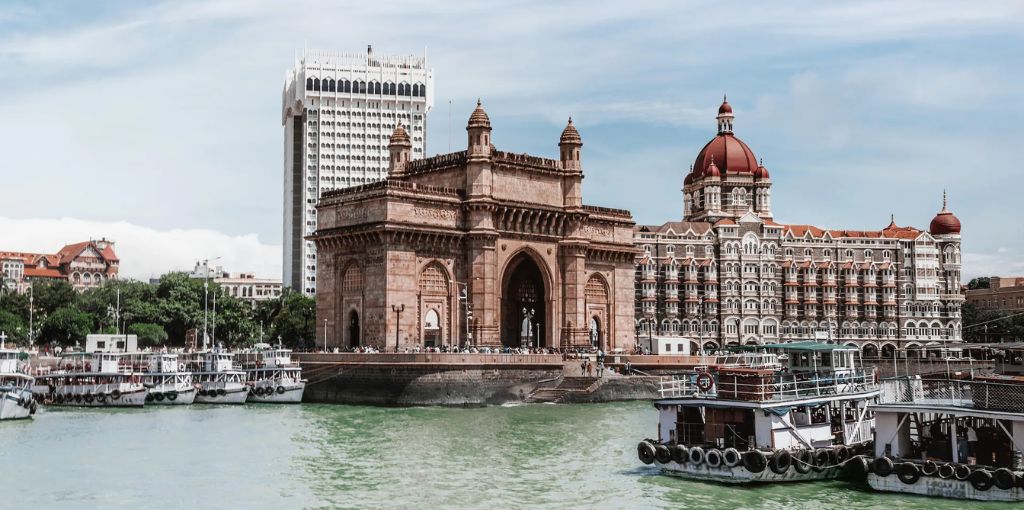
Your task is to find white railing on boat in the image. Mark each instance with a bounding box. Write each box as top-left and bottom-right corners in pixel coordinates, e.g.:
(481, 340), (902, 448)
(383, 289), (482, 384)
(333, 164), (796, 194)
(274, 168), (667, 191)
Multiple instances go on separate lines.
(659, 370), (877, 402)
(878, 378), (1024, 414)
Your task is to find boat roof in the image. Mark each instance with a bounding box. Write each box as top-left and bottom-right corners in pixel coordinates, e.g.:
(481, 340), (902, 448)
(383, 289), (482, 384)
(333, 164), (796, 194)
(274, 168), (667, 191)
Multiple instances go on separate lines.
(732, 342), (858, 352)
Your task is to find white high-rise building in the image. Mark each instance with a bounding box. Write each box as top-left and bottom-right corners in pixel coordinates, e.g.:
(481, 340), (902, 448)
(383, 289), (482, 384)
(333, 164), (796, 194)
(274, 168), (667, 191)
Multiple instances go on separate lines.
(282, 46), (434, 294)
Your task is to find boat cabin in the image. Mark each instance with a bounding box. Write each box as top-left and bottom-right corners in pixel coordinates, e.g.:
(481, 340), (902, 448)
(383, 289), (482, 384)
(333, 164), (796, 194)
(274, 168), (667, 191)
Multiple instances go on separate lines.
(873, 377), (1024, 470)
(59, 352), (133, 374)
(0, 349), (27, 374)
(655, 342), (878, 450)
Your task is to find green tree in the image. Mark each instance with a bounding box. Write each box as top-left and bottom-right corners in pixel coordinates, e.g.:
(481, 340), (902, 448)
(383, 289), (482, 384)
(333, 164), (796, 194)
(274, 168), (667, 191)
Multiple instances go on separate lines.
(32, 280), (78, 315)
(128, 322), (169, 347)
(155, 272), (205, 345)
(0, 310), (27, 345)
(967, 277), (991, 290)
(268, 291), (316, 349)
(39, 306), (92, 346)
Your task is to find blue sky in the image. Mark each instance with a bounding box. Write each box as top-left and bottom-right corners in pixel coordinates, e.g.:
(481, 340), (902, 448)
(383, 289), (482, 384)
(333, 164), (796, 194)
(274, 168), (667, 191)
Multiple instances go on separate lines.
(1, 1), (1021, 280)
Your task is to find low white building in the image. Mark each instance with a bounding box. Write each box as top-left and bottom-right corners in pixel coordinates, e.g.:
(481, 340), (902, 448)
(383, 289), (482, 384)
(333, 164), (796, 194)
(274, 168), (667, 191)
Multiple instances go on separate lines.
(86, 334), (138, 353)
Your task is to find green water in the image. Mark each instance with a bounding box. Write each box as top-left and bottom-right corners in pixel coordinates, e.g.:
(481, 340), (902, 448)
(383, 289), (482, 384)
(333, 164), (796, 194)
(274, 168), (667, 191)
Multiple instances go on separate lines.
(1, 401), (1012, 509)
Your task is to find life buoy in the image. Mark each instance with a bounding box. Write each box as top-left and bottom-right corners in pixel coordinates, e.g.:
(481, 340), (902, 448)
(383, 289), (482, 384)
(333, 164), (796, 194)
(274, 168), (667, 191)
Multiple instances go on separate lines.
(111, 389), (121, 400)
(872, 457), (893, 477)
(769, 449), (791, 474)
(695, 373), (714, 392)
(74, 394), (83, 403)
(688, 446), (705, 465)
(145, 393), (154, 402)
(954, 464), (971, 481)
(937, 463), (955, 479)
(843, 456), (869, 480)
(921, 460), (939, 476)
(814, 448), (835, 471)
(654, 444), (672, 464)
(96, 394), (107, 403)
(671, 444), (689, 464)
(216, 388), (226, 396)
(743, 450), (767, 473)
(705, 449), (723, 468)
(835, 446), (851, 463)
(896, 463), (920, 485)
(276, 385), (286, 395)
(993, 468), (1015, 490)
(84, 393), (94, 403)
(793, 449), (814, 474)
(722, 448), (742, 467)
(199, 389), (208, 397)
(637, 442), (656, 465)
(167, 392), (178, 401)
(969, 469), (994, 491)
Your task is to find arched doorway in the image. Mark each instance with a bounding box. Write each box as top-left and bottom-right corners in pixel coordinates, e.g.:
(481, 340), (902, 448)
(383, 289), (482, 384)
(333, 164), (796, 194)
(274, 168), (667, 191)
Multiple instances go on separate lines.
(501, 252), (547, 348)
(589, 316), (601, 348)
(863, 344), (878, 358)
(424, 309), (441, 347)
(348, 310), (361, 348)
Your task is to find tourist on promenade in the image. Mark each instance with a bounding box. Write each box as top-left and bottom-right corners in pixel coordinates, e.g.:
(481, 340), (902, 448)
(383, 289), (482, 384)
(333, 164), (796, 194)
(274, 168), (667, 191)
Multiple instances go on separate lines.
(580, 359), (587, 376)
(597, 362), (604, 377)
(624, 360), (632, 376)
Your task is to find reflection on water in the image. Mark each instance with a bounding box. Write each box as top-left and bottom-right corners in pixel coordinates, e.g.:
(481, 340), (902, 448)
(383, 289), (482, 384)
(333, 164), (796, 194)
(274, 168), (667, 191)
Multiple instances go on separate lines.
(1, 402), (1012, 509)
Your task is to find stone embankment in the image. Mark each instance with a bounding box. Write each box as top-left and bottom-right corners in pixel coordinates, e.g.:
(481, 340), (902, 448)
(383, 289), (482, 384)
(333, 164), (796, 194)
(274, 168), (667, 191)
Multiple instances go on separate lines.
(297, 353), (676, 407)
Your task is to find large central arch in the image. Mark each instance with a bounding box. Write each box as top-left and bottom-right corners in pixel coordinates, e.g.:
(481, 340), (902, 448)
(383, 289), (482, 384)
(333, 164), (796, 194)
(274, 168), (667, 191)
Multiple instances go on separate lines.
(501, 251), (548, 348)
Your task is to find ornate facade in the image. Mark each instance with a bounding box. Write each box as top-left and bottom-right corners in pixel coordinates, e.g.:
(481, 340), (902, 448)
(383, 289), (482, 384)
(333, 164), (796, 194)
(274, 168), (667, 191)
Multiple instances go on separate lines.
(312, 102), (636, 351)
(1, 239), (119, 293)
(635, 99), (963, 355)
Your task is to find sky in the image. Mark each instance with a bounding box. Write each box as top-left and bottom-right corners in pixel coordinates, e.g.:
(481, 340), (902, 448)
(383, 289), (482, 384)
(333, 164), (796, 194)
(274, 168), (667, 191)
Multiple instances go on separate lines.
(1, 0), (1022, 281)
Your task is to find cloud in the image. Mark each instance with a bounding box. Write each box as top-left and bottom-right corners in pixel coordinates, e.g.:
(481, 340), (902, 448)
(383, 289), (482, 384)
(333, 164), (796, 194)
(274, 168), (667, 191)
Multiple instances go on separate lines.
(962, 251), (1024, 280)
(0, 217), (281, 281)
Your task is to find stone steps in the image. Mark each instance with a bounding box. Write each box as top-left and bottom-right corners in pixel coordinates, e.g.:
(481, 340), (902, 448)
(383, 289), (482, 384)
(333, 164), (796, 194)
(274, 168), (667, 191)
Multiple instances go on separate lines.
(524, 377), (603, 403)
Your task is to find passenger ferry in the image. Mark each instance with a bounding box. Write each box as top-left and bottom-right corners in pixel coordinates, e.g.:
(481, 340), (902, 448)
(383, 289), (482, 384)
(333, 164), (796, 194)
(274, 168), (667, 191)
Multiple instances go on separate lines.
(131, 353), (197, 405)
(866, 375), (1024, 502)
(637, 342), (879, 484)
(185, 351), (249, 405)
(33, 352), (148, 408)
(1, 348), (36, 420)
(239, 345), (305, 403)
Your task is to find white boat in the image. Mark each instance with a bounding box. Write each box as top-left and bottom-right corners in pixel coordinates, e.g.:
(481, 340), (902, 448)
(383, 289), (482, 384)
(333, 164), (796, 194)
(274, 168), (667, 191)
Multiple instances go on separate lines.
(1, 349), (36, 420)
(185, 351), (249, 405)
(33, 352), (148, 408)
(239, 346), (306, 404)
(132, 353), (197, 405)
(637, 342), (879, 484)
(866, 375), (1024, 502)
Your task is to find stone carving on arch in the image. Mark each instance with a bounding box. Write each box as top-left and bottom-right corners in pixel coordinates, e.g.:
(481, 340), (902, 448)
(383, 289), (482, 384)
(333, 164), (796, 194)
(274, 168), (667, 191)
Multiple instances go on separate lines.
(338, 259), (364, 348)
(585, 273), (611, 350)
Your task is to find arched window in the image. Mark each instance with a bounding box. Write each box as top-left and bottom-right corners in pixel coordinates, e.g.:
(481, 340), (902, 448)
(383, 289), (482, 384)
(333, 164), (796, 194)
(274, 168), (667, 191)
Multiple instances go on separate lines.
(327, 79), (336, 92)
(313, 78), (320, 91)
(412, 84), (420, 97)
(342, 262), (363, 294)
(420, 83), (427, 96)
(305, 78), (313, 90)
(374, 82), (381, 95)
(358, 81), (366, 94)
(343, 80), (351, 93)
(419, 263), (450, 296)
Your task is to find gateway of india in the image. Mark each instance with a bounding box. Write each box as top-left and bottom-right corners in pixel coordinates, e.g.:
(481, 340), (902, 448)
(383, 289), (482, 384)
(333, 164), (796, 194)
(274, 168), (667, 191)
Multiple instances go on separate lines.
(312, 101), (637, 351)
(313, 98), (963, 355)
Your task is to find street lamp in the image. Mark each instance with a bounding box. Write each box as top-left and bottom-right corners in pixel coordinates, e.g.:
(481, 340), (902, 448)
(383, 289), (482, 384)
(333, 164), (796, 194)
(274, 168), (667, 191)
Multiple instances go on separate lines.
(391, 304), (405, 353)
(202, 256), (221, 350)
(323, 319), (329, 352)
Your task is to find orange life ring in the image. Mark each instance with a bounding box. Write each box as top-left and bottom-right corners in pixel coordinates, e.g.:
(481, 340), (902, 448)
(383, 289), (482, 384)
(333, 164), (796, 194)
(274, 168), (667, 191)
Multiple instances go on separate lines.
(696, 372), (714, 392)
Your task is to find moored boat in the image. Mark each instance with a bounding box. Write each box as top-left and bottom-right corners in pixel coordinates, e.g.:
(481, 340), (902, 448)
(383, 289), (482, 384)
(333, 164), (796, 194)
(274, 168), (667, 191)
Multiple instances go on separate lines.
(239, 346), (305, 404)
(33, 352), (147, 408)
(1, 348), (36, 420)
(185, 351), (249, 405)
(637, 342), (879, 484)
(132, 353), (197, 405)
(866, 375), (1024, 502)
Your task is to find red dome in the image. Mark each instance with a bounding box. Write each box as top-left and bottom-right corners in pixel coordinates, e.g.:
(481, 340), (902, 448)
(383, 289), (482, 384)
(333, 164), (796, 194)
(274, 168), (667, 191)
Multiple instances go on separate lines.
(929, 193), (961, 235)
(704, 158), (721, 178)
(930, 211), (961, 235)
(693, 133), (758, 176)
(718, 99), (733, 114)
(753, 162), (769, 180)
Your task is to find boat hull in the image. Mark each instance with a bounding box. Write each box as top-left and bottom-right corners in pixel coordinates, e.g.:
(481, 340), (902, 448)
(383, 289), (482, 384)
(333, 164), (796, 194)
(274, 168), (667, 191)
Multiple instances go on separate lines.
(0, 390), (34, 420)
(246, 382), (305, 404)
(656, 459), (841, 484)
(49, 387), (148, 408)
(194, 385), (248, 405)
(146, 387), (197, 405)
(867, 473), (1024, 502)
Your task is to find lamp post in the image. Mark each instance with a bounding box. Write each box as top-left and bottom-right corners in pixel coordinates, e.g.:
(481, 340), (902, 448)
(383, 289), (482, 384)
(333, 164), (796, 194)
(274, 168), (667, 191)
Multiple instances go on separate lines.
(202, 257), (221, 350)
(323, 319), (328, 352)
(28, 284), (34, 346)
(391, 304), (405, 353)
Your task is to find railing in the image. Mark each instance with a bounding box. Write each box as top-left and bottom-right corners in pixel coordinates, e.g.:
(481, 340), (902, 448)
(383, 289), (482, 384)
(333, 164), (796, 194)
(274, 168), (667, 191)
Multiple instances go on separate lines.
(878, 378), (1024, 413)
(659, 370), (877, 402)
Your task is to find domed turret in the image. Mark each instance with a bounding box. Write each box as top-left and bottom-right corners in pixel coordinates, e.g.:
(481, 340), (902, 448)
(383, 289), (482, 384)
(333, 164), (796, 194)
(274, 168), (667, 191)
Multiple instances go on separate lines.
(704, 156), (721, 179)
(388, 124), (412, 175)
(691, 96), (759, 177)
(753, 159), (770, 180)
(466, 99), (492, 157)
(467, 98), (491, 130)
(929, 191), (961, 235)
(559, 117), (582, 145)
